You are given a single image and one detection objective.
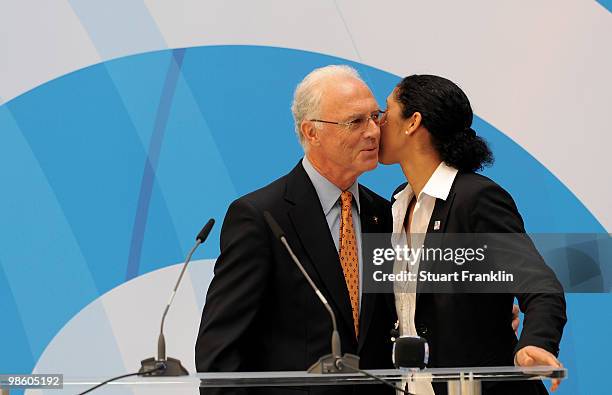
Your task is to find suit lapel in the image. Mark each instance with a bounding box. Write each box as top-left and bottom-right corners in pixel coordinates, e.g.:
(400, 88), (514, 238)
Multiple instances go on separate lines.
(357, 186), (382, 351)
(285, 163), (355, 336)
(417, 191), (456, 301)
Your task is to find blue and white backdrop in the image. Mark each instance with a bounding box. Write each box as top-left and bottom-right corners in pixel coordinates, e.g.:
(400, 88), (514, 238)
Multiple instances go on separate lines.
(1, 1), (610, 394)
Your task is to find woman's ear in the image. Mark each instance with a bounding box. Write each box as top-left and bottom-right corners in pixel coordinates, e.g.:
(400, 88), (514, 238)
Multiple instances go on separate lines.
(404, 112), (422, 136)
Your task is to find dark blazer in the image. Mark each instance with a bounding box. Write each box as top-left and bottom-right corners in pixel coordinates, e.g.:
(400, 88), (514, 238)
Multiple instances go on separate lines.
(196, 161), (396, 394)
(392, 171), (567, 395)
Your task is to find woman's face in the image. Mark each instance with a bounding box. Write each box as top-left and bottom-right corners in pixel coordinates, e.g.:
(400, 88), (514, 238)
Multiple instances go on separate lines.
(379, 88), (410, 165)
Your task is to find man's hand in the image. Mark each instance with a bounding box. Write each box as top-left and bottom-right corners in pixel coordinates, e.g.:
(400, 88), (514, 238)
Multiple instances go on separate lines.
(512, 304), (520, 335)
(515, 345), (563, 392)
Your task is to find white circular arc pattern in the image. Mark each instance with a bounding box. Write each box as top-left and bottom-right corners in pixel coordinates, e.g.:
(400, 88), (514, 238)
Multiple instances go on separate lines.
(30, 259), (215, 394)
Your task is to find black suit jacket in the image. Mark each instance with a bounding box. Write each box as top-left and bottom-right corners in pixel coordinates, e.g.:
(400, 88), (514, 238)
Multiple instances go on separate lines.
(392, 171), (567, 395)
(196, 161), (396, 394)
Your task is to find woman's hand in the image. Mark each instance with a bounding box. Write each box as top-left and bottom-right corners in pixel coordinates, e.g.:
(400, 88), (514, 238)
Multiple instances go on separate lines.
(515, 345), (563, 392)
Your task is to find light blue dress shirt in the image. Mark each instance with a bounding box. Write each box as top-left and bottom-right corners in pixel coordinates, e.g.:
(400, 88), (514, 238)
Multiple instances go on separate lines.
(302, 156), (363, 312)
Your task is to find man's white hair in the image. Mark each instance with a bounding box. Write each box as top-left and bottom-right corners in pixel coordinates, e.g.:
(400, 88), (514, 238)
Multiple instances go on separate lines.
(291, 65), (364, 146)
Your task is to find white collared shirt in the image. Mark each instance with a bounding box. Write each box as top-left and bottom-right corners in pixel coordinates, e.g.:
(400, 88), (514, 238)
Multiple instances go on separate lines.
(392, 162), (457, 395)
(392, 162), (458, 335)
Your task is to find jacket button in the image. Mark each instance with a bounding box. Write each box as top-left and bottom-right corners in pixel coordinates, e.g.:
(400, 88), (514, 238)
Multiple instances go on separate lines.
(417, 325), (428, 336)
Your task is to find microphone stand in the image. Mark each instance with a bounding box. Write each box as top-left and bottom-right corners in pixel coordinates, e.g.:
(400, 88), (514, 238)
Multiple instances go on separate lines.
(139, 219), (215, 376)
(263, 212), (359, 373)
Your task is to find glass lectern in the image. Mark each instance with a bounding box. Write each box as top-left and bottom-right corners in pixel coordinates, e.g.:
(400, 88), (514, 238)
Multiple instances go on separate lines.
(5, 366), (565, 395)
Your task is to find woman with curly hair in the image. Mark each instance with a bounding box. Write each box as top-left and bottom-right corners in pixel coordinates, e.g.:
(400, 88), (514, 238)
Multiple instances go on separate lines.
(379, 75), (566, 395)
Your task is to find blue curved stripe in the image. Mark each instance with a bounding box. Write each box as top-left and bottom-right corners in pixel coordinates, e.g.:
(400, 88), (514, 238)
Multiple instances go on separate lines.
(596, 0), (612, 12)
(126, 49), (185, 281)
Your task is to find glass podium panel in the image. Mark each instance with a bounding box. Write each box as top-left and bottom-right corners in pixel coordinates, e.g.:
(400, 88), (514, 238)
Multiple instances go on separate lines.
(9, 366), (565, 395)
(196, 366), (565, 387)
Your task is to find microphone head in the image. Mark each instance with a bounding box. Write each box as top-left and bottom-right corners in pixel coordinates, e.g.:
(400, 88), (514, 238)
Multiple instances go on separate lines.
(263, 211), (285, 239)
(392, 335), (429, 369)
(196, 219), (215, 243)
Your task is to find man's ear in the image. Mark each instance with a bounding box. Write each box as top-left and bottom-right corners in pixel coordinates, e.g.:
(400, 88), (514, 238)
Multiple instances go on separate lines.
(301, 121), (320, 146)
(404, 112), (423, 136)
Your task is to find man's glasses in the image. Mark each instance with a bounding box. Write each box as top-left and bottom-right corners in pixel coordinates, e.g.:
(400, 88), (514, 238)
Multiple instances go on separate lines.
(310, 110), (387, 132)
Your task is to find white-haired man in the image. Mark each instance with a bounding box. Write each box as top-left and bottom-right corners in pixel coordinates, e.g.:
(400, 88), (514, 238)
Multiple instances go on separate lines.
(195, 65), (395, 394)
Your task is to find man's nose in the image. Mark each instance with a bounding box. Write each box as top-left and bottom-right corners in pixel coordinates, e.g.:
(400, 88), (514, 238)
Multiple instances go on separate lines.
(363, 118), (380, 138)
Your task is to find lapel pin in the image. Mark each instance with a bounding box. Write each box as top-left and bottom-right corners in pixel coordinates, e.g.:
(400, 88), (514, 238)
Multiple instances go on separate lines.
(433, 220), (441, 230)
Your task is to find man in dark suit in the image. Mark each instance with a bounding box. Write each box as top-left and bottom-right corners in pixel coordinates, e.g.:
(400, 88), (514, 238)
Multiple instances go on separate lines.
(195, 65), (396, 394)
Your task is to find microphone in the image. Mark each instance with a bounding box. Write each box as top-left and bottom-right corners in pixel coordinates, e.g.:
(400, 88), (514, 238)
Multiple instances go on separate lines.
(392, 335), (429, 369)
(139, 218), (215, 376)
(263, 211), (359, 373)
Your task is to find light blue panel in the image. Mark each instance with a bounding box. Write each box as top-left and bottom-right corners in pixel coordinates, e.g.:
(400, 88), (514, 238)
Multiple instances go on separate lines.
(6, 63), (146, 295)
(150, 70), (239, 260)
(563, 294), (612, 393)
(138, 178), (183, 275)
(0, 106), (98, 367)
(180, 46), (309, 196)
(556, 302), (581, 393)
(104, 50), (174, 148)
(0, 261), (33, 373)
(68, 0), (166, 60)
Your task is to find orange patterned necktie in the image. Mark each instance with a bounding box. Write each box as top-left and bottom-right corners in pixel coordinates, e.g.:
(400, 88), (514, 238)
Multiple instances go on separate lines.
(339, 191), (359, 338)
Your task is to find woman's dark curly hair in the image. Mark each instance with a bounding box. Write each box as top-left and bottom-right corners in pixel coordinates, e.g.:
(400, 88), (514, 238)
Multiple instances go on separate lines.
(395, 74), (493, 172)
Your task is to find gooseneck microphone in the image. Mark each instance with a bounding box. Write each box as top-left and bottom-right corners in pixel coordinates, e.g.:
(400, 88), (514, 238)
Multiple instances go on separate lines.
(263, 211), (359, 373)
(139, 218), (215, 376)
(263, 212), (411, 393)
(78, 220), (216, 394)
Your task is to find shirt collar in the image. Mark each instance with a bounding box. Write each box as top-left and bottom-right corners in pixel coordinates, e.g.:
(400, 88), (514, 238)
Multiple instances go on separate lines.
(393, 161), (458, 202)
(422, 162), (458, 200)
(302, 156), (361, 215)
